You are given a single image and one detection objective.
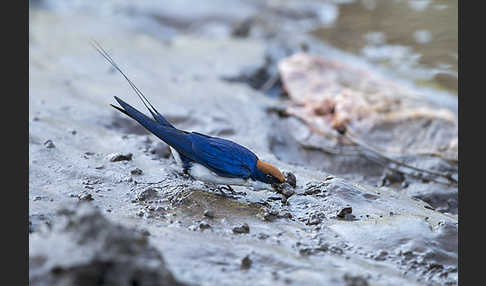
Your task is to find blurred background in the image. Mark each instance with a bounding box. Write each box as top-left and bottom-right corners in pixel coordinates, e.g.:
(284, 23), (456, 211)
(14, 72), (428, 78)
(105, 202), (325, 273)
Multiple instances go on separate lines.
(31, 0), (458, 95)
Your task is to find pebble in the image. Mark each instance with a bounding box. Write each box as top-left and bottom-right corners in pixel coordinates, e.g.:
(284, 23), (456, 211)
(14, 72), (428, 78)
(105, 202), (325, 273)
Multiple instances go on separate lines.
(240, 255), (252, 270)
(337, 207), (353, 218)
(131, 168), (143, 175)
(284, 172), (297, 188)
(257, 233), (269, 240)
(232, 223), (250, 234)
(77, 192), (93, 201)
(137, 188), (158, 201)
(107, 153), (133, 162)
(306, 213), (324, 225)
(203, 210), (214, 218)
(44, 140), (55, 148)
(374, 250), (388, 261)
(199, 221), (211, 230)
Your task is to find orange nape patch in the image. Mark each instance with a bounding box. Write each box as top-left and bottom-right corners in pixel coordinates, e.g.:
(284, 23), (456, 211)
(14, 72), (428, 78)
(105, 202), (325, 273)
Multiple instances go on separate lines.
(256, 160), (285, 183)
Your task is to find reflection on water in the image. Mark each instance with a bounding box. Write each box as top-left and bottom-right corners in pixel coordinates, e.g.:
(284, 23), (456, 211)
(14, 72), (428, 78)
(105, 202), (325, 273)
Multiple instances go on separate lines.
(312, 0), (457, 94)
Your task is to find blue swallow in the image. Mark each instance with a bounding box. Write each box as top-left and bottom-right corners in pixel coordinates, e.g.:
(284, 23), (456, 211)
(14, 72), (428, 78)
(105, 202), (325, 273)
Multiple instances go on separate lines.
(92, 42), (286, 190)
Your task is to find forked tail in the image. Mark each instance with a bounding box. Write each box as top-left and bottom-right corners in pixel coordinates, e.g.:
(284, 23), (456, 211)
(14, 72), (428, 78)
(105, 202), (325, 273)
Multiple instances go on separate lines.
(91, 40), (175, 128)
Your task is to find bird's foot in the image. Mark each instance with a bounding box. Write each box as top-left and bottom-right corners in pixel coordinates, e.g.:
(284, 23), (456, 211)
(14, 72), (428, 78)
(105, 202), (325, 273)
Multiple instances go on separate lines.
(207, 184), (246, 198)
(222, 185), (247, 196)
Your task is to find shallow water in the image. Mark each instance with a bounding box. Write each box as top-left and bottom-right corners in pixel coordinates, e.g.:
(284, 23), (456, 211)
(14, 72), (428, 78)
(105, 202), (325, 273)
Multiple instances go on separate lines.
(311, 0), (458, 94)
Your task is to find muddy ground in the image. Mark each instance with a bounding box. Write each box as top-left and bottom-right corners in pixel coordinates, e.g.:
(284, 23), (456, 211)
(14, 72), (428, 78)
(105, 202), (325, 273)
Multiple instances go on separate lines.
(29, 1), (457, 285)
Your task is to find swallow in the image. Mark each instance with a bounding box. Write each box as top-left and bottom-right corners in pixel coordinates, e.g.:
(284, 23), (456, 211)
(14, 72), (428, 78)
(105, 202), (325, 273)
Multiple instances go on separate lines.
(92, 41), (286, 190)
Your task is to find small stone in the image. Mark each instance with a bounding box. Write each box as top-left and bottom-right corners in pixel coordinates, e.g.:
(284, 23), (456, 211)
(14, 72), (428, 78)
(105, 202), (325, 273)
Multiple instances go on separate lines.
(261, 209), (278, 221)
(199, 221), (211, 231)
(306, 213), (324, 225)
(203, 210), (214, 218)
(107, 152), (133, 162)
(272, 182), (295, 197)
(140, 229), (150, 236)
(77, 192), (93, 201)
(343, 274), (369, 286)
(374, 250), (388, 261)
(284, 172), (297, 188)
(240, 255), (252, 270)
(281, 185), (295, 197)
(299, 248), (313, 256)
(137, 188), (158, 201)
(232, 18), (253, 38)
(44, 140), (55, 148)
(337, 207), (352, 218)
(144, 213), (154, 219)
(95, 165), (105, 170)
(130, 168), (143, 175)
(257, 233), (269, 240)
(232, 223), (250, 234)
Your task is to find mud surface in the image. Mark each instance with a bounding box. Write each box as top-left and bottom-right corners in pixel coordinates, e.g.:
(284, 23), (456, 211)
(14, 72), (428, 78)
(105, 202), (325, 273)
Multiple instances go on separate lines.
(30, 1), (457, 285)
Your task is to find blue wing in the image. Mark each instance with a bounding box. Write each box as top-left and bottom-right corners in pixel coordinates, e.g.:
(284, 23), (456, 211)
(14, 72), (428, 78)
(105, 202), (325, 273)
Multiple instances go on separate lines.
(190, 132), (257, 178)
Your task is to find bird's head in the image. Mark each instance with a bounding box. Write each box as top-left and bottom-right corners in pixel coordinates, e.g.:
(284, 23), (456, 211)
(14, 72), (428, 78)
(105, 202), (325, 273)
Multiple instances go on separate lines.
(253, 160), (286, 185)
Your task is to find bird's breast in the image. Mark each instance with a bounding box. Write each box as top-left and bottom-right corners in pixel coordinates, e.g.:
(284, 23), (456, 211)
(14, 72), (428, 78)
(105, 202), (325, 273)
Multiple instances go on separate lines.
(170, 147), (270, 189)
(188, 163), (249, 186)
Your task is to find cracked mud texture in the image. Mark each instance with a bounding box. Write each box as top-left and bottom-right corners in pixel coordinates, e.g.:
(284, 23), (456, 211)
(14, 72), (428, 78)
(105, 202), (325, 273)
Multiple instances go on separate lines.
(30, 1), (457, 286)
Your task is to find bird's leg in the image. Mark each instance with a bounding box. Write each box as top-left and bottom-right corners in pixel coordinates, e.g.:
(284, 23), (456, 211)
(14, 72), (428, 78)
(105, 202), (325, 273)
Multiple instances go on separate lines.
(220, 185), (247, 196)
(202, 183), (229, 196)
(221, 185), (234, 193)
(216, 185), (235, 197)
(202, 183), (246, 198)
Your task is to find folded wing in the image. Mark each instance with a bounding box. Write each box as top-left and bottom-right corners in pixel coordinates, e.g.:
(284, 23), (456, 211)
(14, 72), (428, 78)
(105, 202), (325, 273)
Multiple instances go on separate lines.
(190, 132), (256, 178)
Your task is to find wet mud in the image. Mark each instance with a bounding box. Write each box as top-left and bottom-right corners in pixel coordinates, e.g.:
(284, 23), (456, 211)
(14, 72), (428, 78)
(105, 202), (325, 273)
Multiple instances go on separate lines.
(30, 1), (457, 285)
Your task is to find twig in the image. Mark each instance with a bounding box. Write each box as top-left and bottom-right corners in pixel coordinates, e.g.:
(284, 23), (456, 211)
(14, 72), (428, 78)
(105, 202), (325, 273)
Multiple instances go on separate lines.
(343, 129), (457, 184)
(296, 117), (457, 185)
(259, 74), (280, 92)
